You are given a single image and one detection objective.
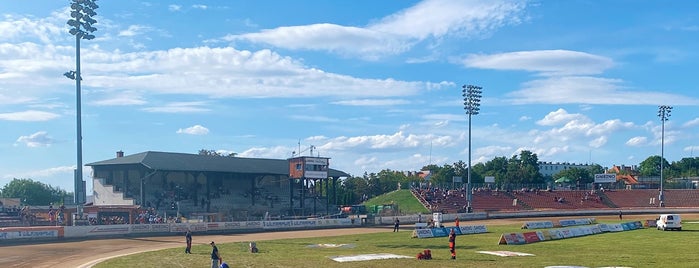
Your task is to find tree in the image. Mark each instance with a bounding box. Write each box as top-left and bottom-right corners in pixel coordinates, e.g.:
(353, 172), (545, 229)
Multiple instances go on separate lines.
(337, 176), (369, 205)
(553, 167), (593, 185)
(639, 155), (669, 177)
(587, 164), (605, 176)
(669, 157), (699, 178)
(504, 150), (543, 184)
(2, 178), (69, 205)
(482, 156), (509, 183)
(198, 149), (237, 157)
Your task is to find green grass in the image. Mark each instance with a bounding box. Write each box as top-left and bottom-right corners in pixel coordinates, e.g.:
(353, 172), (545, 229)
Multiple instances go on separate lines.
(363, 189), (430, 214)
(96, 218), (699, 268)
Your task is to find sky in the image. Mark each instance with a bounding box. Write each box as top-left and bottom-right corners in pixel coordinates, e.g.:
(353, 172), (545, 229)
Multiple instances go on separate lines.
(1, 0), (699, 193)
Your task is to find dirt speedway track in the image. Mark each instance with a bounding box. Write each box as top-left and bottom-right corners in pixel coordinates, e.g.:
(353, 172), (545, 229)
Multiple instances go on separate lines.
(1, 214), (693, 268)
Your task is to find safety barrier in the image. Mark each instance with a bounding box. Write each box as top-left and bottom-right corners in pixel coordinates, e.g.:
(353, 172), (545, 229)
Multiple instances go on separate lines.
(0, 218), (358, 242)
(499, 221), (643, 245)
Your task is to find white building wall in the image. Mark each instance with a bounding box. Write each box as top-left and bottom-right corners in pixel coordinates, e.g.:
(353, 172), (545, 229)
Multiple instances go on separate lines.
(92, 178), (135, 205)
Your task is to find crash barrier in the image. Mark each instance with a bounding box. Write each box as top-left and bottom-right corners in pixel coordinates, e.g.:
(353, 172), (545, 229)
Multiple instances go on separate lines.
(559, 218), (596, 227)
(521, 218), (596, 229)
(520, 221), (554, 229)
(412, 224), (487, 238)
(1, 218), (359, 242)
(375, 212), (487, 226)
(499, 221), (643, 245)
(644, 219), (657, 227)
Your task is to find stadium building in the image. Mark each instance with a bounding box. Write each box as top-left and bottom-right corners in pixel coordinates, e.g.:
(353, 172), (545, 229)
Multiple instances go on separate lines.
(85, 151), (349, 222)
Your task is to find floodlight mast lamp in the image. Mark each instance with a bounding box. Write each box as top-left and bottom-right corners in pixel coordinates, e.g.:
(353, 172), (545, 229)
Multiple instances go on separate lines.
(657, 105), (672, 208)
(66, 0), (98, 205)
(462, 84), (481, 213)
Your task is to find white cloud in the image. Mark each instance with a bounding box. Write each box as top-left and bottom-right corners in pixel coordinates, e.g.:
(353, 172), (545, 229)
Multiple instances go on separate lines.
(462, 50), (699, 106)
(537, 108), (588, 126)
(15, 131), (55, 147)
(142, 102), (210, 113)
(230, 24), (410, 60)
(319, 131), (451, 151)
(0, 110), (60, 121)
(475, 145), (513, 159)
(626, 136), (648, 146)
(78, 47), (443, 99)
(176, 125), (210, 135)
(370, 0), (526, 40)
(91, 92), (147, 106)
(331, 99), (411, 106)
(506, 76), (699, 105)
(683, 118), (699, 128)
(586, 119), (635, 136)
(118, 25), (153, 37)
(288, 115), (339, 122)
(168, 5), (182, 11)
(238, 146), (294, 159)
(192, 5), (208, 10)
(589, 136), (607, 148)
(1, 165), (74, 180)
(353, 155), (379, 167)
(229, 0), (526, 59)
(0, 94), (35, 105)
(0, 12), (65, 43)
(462, 50), (614, 76)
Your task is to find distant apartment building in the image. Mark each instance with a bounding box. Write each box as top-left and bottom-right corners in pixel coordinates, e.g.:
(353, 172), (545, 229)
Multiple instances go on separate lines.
(538, 161), (595, 177)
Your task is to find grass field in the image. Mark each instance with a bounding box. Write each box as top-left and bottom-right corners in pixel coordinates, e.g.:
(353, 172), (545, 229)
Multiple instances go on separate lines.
(363, 189), (430, 214)
(95, 217), (698, 268)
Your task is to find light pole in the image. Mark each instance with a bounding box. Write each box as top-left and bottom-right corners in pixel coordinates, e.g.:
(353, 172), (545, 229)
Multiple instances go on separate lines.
(65, 0), (98, 205)
(462, 84), (482, 213)
(657, 105), (672, 208)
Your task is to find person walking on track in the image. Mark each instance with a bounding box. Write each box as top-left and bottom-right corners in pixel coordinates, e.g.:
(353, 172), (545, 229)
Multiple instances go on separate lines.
(210, 241), (222, 268)
(184, 230), (192, 254)
(448, 228), (457, 260)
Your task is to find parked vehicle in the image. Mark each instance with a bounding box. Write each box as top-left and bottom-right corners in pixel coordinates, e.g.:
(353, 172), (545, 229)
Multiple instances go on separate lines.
(656, 214), (682, 231)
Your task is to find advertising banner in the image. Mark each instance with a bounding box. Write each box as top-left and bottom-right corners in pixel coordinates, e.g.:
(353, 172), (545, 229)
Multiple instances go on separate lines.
(64, 225), (130, 237)
(521, 221), (554, 229)
(0, 227), (63, 240)
(414, 228), (434, 238)
(559, 218), (594, 227)
(522, 231), (542, 243)
(498, 233), (526, 245)
(594, 174), (617, 183)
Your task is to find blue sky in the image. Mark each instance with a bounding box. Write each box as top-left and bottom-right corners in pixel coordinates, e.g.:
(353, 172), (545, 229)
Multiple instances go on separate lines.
(2, 0), (699, 192)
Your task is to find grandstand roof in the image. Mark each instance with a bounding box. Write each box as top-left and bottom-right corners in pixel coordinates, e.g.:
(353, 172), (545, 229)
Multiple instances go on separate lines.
(86, 151), (350, 177)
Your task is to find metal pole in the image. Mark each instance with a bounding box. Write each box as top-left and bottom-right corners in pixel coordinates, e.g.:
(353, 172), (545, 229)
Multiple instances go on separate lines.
(660, 114), (665, 207)
(462, 85), (481, 213)
(467, 111), (472, 212)
(657, 105), (672, 208)
(68, 0), (98, 205)
(75, 34), (83, 205)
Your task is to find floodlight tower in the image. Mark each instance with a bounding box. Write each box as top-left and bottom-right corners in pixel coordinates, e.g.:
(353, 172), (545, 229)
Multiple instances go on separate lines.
(65, 0), (98, 204)
(657, 105), (672, 208)
(462, 84), (482, 213)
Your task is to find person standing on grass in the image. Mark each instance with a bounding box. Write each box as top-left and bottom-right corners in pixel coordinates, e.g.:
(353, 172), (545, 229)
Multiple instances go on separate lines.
(210, 241), (222, 268)
(184, 230), (192, 254)
(448, 228), (457, 260)
(393, 218), (400, 232)
(619, 210), (623, 220)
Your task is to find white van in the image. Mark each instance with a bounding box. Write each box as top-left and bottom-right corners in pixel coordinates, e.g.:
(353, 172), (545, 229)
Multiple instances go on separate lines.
(656, 214), (682, 231)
